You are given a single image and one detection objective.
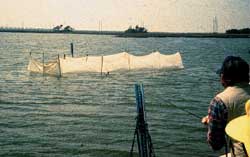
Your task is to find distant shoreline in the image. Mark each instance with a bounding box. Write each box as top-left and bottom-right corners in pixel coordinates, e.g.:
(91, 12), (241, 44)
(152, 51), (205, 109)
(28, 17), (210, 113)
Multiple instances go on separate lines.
(0, 28), (250, 38)
(116, 32), (250, 38)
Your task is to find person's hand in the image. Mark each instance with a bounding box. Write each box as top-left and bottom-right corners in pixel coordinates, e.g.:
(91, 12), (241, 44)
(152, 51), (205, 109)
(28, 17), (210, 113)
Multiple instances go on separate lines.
(201, 115), (209, 125)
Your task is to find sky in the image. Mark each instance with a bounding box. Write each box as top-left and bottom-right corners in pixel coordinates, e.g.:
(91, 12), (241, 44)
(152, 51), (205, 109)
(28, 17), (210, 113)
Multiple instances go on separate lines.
(0, 0), (249, 32)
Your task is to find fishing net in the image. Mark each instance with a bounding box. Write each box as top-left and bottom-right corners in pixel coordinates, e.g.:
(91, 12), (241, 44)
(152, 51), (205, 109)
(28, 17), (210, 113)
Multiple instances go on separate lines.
(27, 51), (184, 76)
(27, 58), (60, 75)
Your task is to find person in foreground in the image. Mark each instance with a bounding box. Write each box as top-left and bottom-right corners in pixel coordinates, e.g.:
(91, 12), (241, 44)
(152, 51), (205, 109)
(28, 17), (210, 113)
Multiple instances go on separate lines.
(202, 56), (250, 157)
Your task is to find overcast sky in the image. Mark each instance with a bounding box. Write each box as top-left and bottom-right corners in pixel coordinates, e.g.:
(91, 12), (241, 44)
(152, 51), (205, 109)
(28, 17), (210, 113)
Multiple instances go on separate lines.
(0, 0), (249, 32)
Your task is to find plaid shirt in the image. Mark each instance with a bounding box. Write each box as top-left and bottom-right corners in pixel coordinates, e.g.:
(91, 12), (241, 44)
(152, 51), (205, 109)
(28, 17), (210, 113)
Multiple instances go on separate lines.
(207, 97), (228, 150)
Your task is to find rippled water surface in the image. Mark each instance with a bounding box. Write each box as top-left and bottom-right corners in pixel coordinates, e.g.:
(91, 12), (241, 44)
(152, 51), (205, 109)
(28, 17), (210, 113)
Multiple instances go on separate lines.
(0, 32), (250, 157)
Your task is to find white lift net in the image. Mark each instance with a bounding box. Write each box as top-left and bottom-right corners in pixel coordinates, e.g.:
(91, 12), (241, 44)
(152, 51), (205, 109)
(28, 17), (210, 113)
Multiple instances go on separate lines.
(27, 51), (184, 76)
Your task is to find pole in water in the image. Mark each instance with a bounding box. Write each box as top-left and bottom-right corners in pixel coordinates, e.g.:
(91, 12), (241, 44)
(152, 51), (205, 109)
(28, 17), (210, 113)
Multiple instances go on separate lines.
(70, 43), (74, 57)
(58, 54), (62, 77)
(42, 52), (45, 76)
(100, 55), (103, 76)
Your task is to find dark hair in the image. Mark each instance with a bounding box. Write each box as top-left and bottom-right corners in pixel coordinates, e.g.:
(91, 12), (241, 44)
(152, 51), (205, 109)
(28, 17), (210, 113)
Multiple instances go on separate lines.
(220, 56), (249, 86)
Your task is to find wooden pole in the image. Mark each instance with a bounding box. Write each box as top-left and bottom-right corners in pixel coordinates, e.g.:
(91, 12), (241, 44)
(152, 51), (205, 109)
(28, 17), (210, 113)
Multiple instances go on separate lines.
(42, 52), (45, 76)
(158, 52), (161, 69)
(71, 43), (74, 57)
(86, 54), (88, 62)
(58, 54), (62, 77)
(101, 55), (103, 76)
(128, 54), (131, 71)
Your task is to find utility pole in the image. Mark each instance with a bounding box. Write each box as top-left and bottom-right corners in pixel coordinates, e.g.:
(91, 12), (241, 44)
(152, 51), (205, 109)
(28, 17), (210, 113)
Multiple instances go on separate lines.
(213, 16), (218, 33)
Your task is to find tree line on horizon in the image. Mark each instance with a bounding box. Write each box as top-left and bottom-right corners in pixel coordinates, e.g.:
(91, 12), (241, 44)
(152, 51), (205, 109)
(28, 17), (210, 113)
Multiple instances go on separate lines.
(53, 25), (74, 32)
(226, 28), (250, 34)
(124, 25), (148, 33)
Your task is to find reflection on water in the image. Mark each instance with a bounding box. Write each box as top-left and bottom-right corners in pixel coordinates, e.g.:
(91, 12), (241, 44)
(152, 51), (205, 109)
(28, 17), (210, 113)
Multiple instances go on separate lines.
(0, 32), (250, 156)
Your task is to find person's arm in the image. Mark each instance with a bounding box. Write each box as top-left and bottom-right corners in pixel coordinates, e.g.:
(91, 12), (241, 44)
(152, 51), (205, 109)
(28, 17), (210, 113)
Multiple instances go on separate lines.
(207, 97), (228, 150)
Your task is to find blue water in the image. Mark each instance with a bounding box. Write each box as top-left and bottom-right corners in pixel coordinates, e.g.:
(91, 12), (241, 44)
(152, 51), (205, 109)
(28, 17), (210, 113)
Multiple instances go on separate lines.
(0, 32), (250, 157)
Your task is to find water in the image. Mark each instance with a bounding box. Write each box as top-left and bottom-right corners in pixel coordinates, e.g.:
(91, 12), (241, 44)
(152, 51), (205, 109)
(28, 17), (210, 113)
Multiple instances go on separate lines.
(0, 32), (250, 157)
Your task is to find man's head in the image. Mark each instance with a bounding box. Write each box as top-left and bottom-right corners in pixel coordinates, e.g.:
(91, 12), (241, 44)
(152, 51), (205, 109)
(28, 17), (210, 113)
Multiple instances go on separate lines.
(218, 56), (249, 87)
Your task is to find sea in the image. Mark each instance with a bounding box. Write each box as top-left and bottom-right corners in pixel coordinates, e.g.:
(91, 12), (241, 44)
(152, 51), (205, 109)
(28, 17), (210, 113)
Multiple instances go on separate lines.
(0, 32), (250, 157)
